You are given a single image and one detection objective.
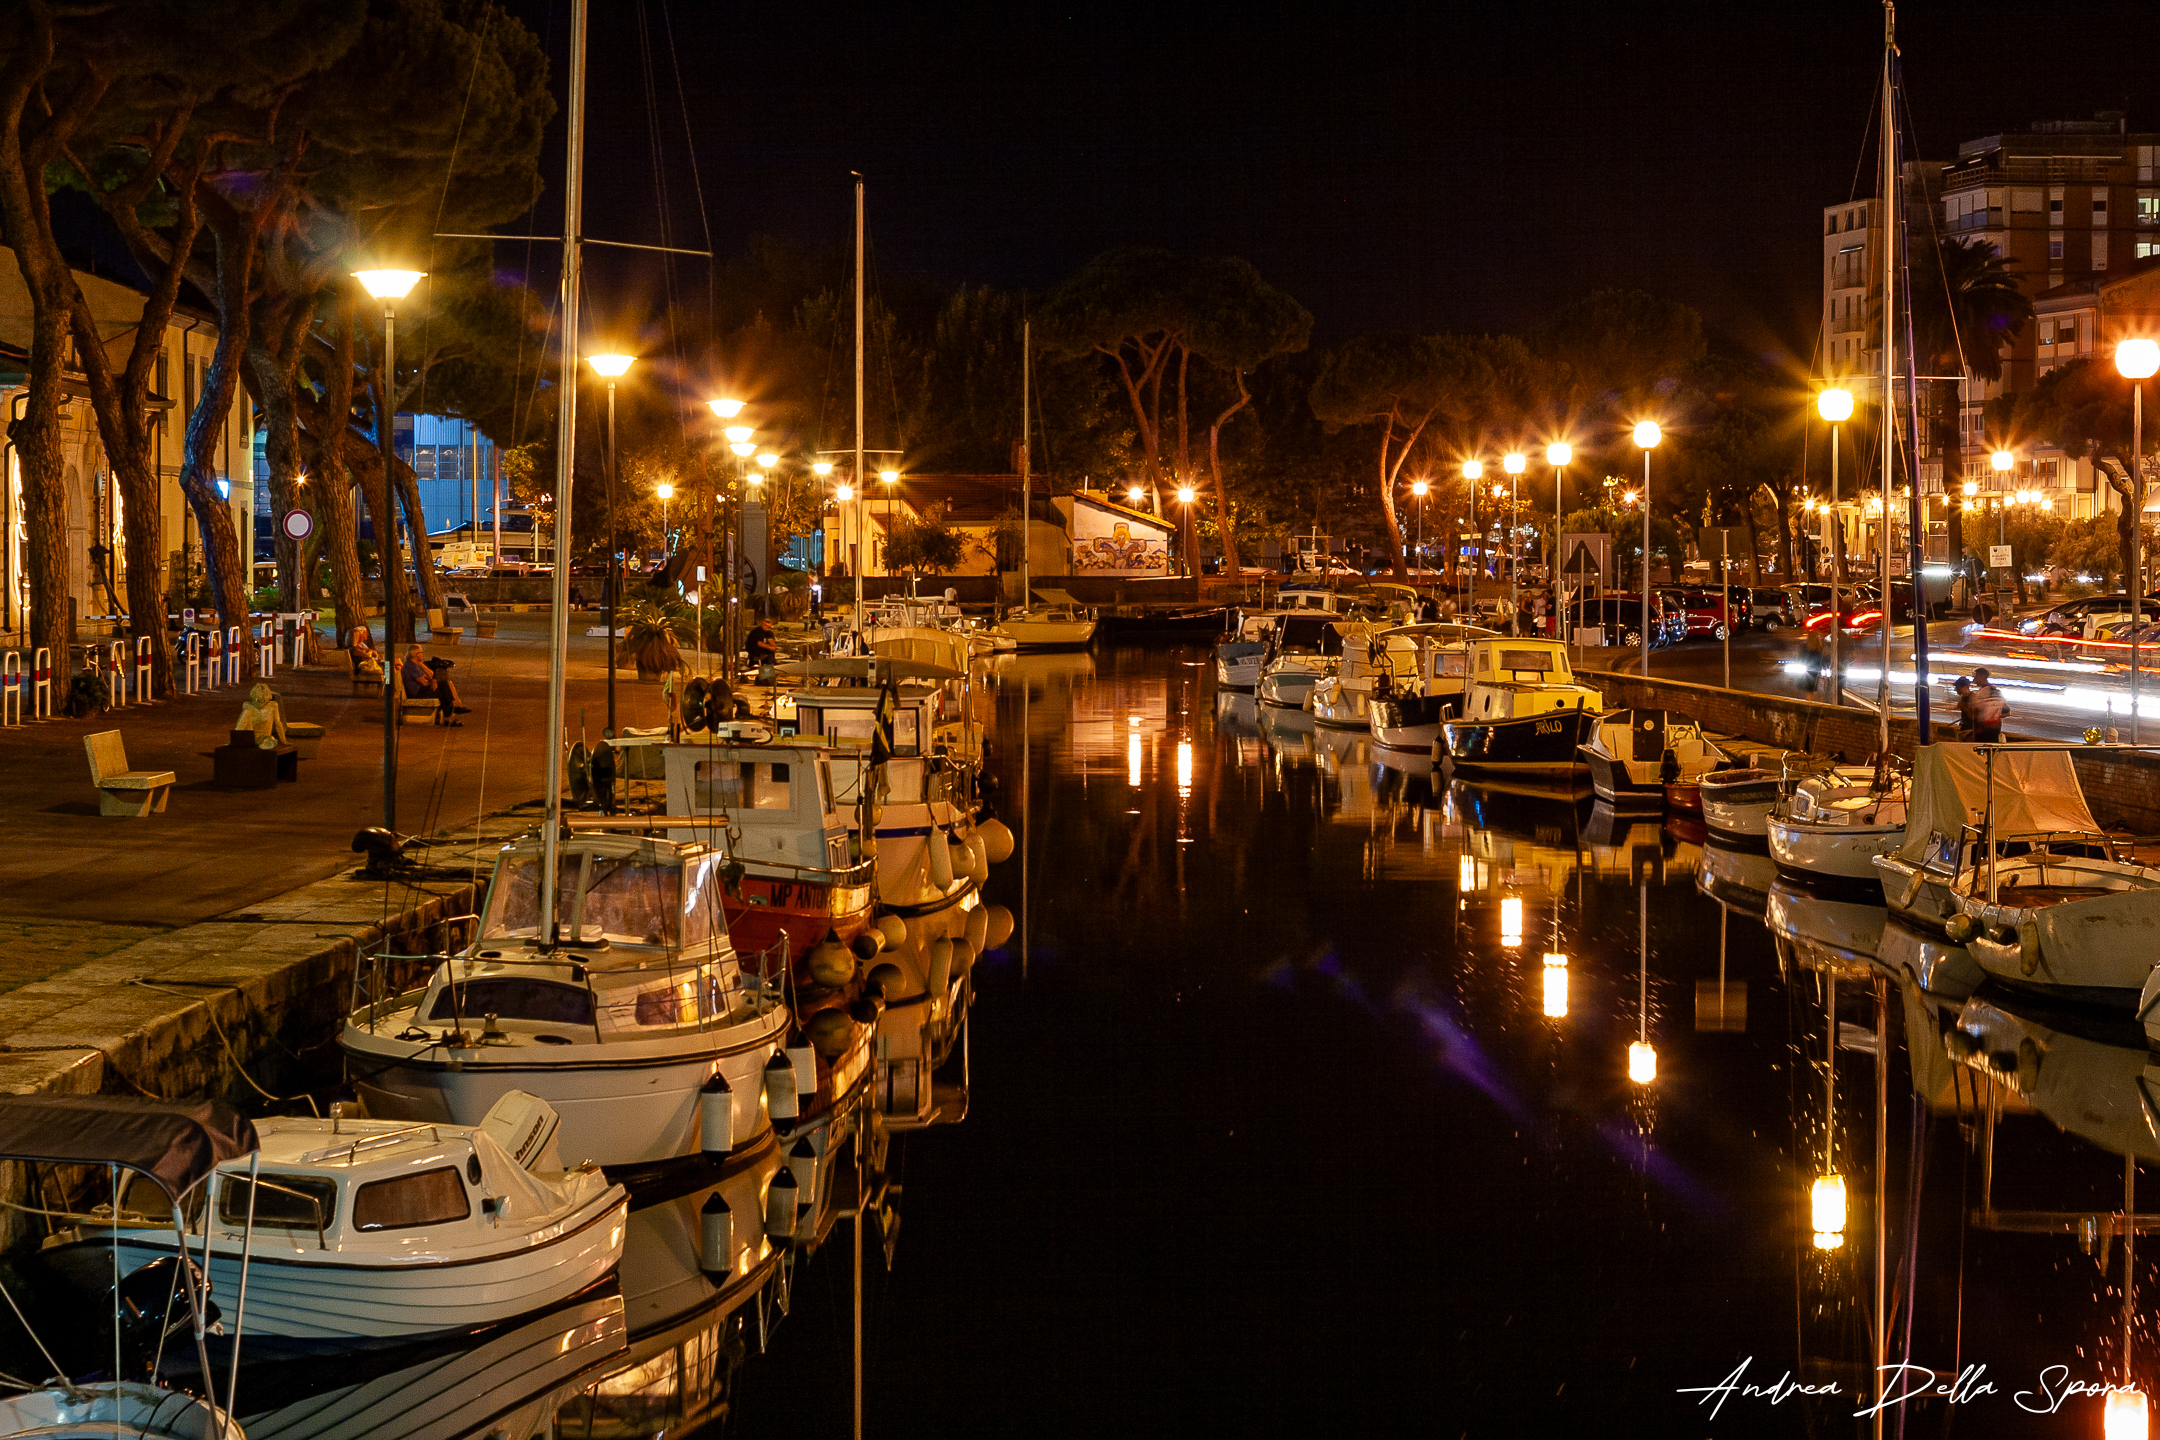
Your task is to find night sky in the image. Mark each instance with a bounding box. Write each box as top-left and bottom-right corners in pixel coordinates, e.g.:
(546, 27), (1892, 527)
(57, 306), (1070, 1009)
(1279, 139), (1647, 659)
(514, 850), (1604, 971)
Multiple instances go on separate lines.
(503, 0), (2160, 368)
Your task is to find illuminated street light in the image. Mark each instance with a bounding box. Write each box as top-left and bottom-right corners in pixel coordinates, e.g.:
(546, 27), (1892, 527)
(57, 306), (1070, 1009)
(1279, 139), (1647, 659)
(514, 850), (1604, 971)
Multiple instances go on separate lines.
(352, 264), (427, 836)
(1991, 449), (2014, 473)
(353, 268), (425, 300)
(1811, 1172), (1847, 1249)
(1634, 421), (1662, 677)
(724, 425), (753, 444)
(1176, 485), (1195, 503)
(1410, 480), (1428, 497)
(2116, 339), (2158, 744)
(835, 483), (854, 502)
(1127, 485), (1145, 503)
(1503, 452), (1525, 475)
(1627, 1040), (1657, 1085)
(1461, 459), (1484, 480)
(707, 396), (746, 419)
(812, 462), (834, 477)
(729, 442), (754, 458)
(1815, 386), (1854, 424)
(879, 469), (900, 484)
(756, 452), (778, 469)
(586, 352), (634, 378)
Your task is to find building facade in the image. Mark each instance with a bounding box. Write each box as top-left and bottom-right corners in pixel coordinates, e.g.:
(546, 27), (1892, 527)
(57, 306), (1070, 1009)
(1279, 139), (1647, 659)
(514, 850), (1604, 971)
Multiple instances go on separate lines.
(0, 246), (254, 645)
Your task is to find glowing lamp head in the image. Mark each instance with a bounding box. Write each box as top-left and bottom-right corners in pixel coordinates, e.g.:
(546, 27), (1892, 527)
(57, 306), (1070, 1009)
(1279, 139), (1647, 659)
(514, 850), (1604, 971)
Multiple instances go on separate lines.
(812, 462), (834, 477)
(2042, 495), (2055, 510)
(1810, 1172), (1848, 1238)
(655, 482), (673, 501)
(707, 397), (746, 419)
(586, 353), (634, 378)
(835, 483), (854, 502)
(1503, 452), (1526, 475)
(879, 469), (900, 484)
(1127, 485), (1145, 502)
(1546, 442), (1572, 467)
(1815, 387), (1854, 423)
(756, 452), (778, 468)
(724, 425), (753, 444)
(1176, 485), (1195, 504)
(730, 442), (754, 458)
(1633, 420), (1663, 450)
(1962, 479), (1978, 497)
(352, 268), (425, 300)
(2106, 1388), (2149, 1440)
(1626, 490), (1639, 507)
(2117, 338), (2160, 380)
(1411, 480), (1429, 498)
(1991, 450), (2014, 473)
(1627, 1041), (1657, 1084)
(1461, 459), (1484, 481)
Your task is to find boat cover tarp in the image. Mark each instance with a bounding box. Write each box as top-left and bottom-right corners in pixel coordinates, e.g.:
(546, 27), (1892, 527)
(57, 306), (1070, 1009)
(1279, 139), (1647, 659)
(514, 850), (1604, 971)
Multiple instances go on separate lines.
(775, 657), (960, 681)
(1029, 588), (1084, 608)
(0, 1095), (257, 1196)
(1898, 743), (2100, 861)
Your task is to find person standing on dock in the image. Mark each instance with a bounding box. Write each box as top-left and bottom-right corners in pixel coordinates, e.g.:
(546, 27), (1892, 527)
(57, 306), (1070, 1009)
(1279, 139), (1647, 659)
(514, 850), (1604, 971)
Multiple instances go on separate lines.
(1970, 667), (2009, 742)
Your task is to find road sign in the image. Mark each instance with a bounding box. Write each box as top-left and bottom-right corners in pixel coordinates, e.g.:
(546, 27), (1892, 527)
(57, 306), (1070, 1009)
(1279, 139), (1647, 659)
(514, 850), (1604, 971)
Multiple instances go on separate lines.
(1560, 533), (1610, 586)
(282, 509), (314, 541)
(1989, 544), (2013, 570)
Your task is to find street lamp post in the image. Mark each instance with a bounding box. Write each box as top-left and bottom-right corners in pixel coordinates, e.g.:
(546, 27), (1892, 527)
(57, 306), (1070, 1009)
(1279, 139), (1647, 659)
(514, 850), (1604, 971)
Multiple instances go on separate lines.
(1817, 387), (1854, 703)
(1989, 449), (2015, 622)
(879, 468), (900, 596)
(1461, 459), (1483, 616)
(352, 266), (426, 835)
(1633, 422), (1662, 677)
(2117, 338), (2158, 743)
(1174, 485), (1197, 578)
(588, 353), (634, 734)
(752, 451), (777, 611)
(1503, 452), (1526, 632)
(1547, 442), (1572, 647)
(657, 481), (673, 550)
(1409, 479), (1428, 583)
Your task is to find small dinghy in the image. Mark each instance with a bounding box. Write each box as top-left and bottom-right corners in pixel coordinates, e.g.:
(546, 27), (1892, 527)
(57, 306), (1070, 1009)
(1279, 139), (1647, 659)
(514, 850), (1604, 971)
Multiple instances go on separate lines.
(1698, 766), (1781, 843)
(1577, 708), (1725, 811)
(53, 1091), (628, 1343)
(1766, 758), (1909, 890)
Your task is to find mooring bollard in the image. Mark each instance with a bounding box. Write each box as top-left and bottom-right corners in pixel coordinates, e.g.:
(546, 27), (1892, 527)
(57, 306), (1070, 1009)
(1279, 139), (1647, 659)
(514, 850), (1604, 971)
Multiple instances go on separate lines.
(0, 651), (20, 727)
(134, 635), (152, 703)
(257, 620), (275, 679)
(106, 641), (127, 708)
(183, 631), (201, 694)
(31, 646), (51, 719)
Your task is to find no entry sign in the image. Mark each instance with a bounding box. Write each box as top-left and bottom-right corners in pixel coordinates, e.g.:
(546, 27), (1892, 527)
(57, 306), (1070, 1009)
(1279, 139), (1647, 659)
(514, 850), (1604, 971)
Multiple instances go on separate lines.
(282, 510), (315, 541)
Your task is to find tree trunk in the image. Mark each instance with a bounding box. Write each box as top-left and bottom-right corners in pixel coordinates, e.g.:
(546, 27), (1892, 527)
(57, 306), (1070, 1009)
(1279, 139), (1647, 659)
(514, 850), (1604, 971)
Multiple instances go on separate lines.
(389, 436), (447, 615)
(299, 289), (367, 642)
(1375, 426), (1409, 582)
(1207, 421), (1239, 576)
(342, 427), (413, 642)
(9, 301), (71, 671)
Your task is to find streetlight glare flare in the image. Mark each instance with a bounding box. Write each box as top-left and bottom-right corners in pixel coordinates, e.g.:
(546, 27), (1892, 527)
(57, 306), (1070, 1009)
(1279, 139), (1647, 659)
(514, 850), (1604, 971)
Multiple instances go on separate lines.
(352, 268), (425, 300)
(2106, 1389), (2149, 1440)
(1991, 450), (2014, 473)
(1542, 966), (1568, 1019)
(756, 452), (778, 468)
(1461, 459), (1484, 481)
(835, 484), (854, 502)
(1633, 420), (1663, 449)
(1410, 479), (1429, 498)
(586, 353), (634, 378)
(1126, 485), (1144, 502)
(2117, 338), (2160, 380)
(1546, 442), (1572, 467)
(811, 461), (834, 477)
(724, 425), (753, 443)
(706, 396), (746, 419)
(880, 469), (900, 484)
(730, 442), (754, 457)
(1176, 485), (1195, 504)
(655, 482), (673, 500)
(1503, 452), (1526, 475)
(1816, 386), (1855, 423)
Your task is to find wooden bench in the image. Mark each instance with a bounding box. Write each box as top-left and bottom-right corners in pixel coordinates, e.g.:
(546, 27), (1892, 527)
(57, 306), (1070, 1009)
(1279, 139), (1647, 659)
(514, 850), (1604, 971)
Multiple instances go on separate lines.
(83, 731), (175, 817)
(212, 729), (299, 789)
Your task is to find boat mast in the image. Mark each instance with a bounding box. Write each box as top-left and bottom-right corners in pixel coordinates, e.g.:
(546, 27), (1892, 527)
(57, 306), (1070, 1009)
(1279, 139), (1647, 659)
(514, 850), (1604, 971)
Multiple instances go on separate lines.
(1876, 0), (1896, 757)
(854, 176), (866, 630)
(541, 0), (588, 946)
(1890, 1), (1934, 736)
(1020, 319), (1031, 608)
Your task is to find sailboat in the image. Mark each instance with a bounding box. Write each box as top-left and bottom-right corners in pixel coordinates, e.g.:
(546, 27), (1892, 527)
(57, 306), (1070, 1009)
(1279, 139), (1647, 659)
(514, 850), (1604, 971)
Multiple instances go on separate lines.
(340, 0), (789, 1170)
(1770, 3), (1936, 888)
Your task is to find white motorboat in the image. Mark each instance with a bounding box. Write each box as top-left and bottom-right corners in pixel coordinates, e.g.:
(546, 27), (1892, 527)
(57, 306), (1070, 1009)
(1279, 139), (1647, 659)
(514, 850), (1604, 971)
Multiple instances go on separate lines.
(1001, 588), (1097, 649)
(341, 831), (791, 1168)
(1765, 761), (1908, 889)
(1697, 766), (1782, 843)
(1363, 623), (1494, 749)
(0, 1384), (242, 1440)
(58, 1092), (628, 1342)
(1576, 708), (1725, 811)
(1873, 743), (2122, 937)
(1950, 997), (2160, 1160)
(1255, 613), (1343, 708)
(1215, 586), (1350, 687)
(1439, 638), (1603, 774)
(1303, 620), (1418, 729)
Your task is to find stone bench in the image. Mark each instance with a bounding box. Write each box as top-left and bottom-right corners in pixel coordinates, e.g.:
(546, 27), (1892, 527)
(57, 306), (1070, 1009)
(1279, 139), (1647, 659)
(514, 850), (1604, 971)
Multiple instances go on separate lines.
(286, 721), (326, 761)
(83, 730), (174, 817)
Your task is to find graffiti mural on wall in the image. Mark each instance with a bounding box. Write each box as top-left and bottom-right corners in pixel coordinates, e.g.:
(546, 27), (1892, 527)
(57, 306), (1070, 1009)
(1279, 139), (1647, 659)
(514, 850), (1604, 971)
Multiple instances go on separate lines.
(1070, 502), (1171, 574)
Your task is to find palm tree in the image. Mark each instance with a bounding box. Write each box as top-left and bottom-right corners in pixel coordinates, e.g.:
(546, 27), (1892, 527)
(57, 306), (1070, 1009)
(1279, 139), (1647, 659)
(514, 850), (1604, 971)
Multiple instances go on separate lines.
(1915, 237), (2034, 565)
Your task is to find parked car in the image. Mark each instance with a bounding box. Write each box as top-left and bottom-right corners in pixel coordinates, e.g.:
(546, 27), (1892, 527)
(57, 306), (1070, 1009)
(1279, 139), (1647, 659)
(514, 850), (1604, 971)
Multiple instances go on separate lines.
(2021, 593), (2160, 638)
(1658, 587), (1737, 641)
(1752, 587), (1795, 629)
(1566, 596), (1676, 650)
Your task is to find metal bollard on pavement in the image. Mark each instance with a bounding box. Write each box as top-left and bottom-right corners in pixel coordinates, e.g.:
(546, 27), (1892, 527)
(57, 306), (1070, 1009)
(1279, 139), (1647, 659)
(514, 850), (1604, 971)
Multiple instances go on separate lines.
(206, 628), (224, 688)
(135, 635), (152, 703)
(258, 620), (275, 679)
(106, 641), (127, 708)
(183, 631), (201, 694)
(31, 646), (51, 719)
(0, 651), (19, 727)
(227, 627), (242, 684)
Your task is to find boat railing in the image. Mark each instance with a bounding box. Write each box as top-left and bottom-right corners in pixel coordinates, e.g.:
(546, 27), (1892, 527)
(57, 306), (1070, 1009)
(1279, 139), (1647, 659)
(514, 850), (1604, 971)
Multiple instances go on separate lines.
(302, 1124), (441, 1166)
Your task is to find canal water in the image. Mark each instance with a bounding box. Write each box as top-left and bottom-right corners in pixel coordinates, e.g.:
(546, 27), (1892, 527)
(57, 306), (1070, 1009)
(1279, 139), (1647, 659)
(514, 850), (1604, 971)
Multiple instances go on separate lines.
(6, 645), (2149, 1437)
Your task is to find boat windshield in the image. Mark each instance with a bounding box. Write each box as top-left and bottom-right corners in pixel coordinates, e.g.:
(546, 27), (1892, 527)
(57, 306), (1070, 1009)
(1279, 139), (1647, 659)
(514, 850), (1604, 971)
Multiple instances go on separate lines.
(220, 1172), (338, 1231)
(482, 852), (684, 946)
(1277, 616), (1341, 654)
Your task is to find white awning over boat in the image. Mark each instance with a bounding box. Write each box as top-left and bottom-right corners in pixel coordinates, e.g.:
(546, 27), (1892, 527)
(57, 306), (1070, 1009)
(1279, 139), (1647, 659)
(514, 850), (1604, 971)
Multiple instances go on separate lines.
(1030, 587), (1085, 608)
(1899, 743), (2102, 861)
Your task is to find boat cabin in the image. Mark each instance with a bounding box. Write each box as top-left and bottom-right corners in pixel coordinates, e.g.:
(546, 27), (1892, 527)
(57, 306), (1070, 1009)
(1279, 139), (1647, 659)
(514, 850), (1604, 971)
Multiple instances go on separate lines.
(660, 738), (854, 872)
(1459, 638), (1602, 720)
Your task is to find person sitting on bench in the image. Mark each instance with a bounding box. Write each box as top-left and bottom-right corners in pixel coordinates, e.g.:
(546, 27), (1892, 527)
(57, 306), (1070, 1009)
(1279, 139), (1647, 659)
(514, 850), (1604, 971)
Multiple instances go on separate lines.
(350, 625), (384, 684)
(235, 682), (290, 749)
(403, 644), (472, 726)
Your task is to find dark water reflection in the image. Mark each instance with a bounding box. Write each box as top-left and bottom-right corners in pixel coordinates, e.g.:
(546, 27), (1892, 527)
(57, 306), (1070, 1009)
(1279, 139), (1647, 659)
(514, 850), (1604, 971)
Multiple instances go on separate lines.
(90, 646), (2160, 1437)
